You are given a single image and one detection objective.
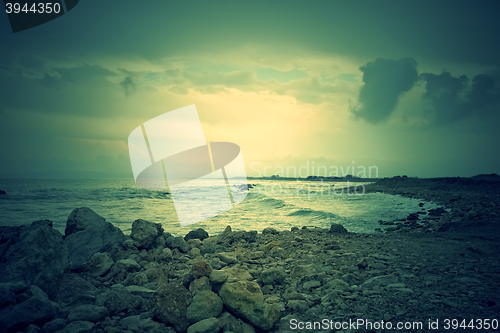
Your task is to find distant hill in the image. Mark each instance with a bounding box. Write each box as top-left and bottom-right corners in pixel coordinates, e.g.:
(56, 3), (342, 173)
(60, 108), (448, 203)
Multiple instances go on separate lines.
(470, 173), (500, 181)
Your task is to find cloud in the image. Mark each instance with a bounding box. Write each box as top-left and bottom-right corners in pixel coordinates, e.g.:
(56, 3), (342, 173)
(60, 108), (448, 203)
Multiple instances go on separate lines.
(120, 76), (136, 96)
(351, 58), (418, 123)
(420, 71), (500, 124)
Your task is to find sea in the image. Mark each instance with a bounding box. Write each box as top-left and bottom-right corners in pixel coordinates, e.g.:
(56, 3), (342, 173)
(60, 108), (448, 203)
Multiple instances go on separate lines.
(0, 178), (442, 236)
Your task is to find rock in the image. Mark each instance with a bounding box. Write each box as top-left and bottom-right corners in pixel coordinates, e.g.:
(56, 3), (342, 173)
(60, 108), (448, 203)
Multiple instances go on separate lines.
(185, 228), (209, 241)
(189, 276), (212, 295)
(191, 260), (212, 278)
(170, 236), (191, 253)
(153, 283), (192, 332)
(428, 207), (447, 216)
(231, 231), (257, 243)
(186, 290), (223, 323)
(82, 252), (114, 277)
(209, 270), (228, 284)
(268, 247), (286, 258)
(329, 224), (348, 234)
(125, 285), (155, 298)
(221, 266), (253, 282)
(48, 274), (96, 305)
(0, 286), (58, 332)
(362, 274), (398, 289)
(119, 315), (141, 331)
(302, 280), (321, 292)
(217, 312), (256, 333)
(96, 288), (142, 315)
(42, 318), (67, 333)
(261, 267), (286, 285)
(187, 317), (219, 333)
(261, 240), (283, 252)
(262, 227), (279, 235)
(291, 264), (323, 277)
(57, 320), (94, 333)
(156, 247), (173, 263)
(219, 281), (280, 330)
(24, 324), (41, 333)
(217, 226), (233, 244)
(0, 221), (69, 292)
(217, 252), (238, 264)
(407, 213), (419, 220)
(64, 208), (126, 270)
(324, 279), (349, 290)
(130, 219), (163, 249)
(67, 305), (109, 323)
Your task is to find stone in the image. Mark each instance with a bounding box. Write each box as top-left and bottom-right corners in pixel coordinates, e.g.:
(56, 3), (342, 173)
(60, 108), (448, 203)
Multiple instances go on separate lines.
(186, 290), (223, 323)
(156, 248), (173, 263)
(217, 312), (256, 333)
(120, 315), (141, 331)
(209, 270), (228, 284)
(329, 224), (348, 234)
(291, 264), (323, 277)
(185, 228), (209, 241)
(189, 276), (212, 295)
(231, 231), (257, 243)
(221, 266), (253, 282)
(261, 267), (286, 285)
(42, 318), (67, 333)
(24, 324), (41, 333)
(219, 281), (280, 330)
(125, 285), (155, 298)
(217, 226), (233, 244)
(57, 320), (94, 333)
(262, 227), (279, 235)
(170, 236), (191, 253)
(82, 252), (114, 277)
(48, 274), (96, 305)
(153, 283), (192, 332)
(362, 274), (398, 289)
(67, 305), (109, 323)
(0, 221), (69, 292)
(130, 219), (163, 249)
(187, 317), (219, 333)
(218, 252), (238, 264)
(191, 260), (212, 278)
(96, 288), (142, 315)
(64, 208), (126, 270)
(0, 287), (58, 332)
(302, 280), (321, 292)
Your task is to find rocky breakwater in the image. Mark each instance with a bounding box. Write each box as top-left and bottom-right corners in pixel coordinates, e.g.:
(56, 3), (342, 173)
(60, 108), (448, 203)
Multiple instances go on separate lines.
(1, 207), (499, 333)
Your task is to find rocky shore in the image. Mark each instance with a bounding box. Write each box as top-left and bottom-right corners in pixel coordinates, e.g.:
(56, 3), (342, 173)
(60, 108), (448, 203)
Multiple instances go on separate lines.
(1, 176), (499, 333)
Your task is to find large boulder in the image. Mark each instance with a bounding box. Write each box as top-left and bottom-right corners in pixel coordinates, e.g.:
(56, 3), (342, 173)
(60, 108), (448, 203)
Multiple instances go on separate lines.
(184, 228), (209, 241)
(64, 207), (126, 270)
(219, 281), (280, 331)
(0, 220), (69, 292)
(186, 290), (223, 323)
(153, 283), (192, 332)
(48, 273), (96, 305)
(130, 219), (163, 249)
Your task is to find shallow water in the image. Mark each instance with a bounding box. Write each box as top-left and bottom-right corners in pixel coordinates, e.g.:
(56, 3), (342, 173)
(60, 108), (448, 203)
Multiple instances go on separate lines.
(0, 178), (442, 236)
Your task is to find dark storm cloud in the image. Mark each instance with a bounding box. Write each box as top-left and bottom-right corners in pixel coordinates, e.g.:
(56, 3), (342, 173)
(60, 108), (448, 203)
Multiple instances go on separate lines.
(120, 76), (136, 96)
(351, 58), (418, 123)
(420, 71), (500, 124)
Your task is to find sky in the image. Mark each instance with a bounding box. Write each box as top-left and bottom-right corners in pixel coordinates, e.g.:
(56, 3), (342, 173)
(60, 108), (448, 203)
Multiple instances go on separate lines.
(0, 0), (499, 179)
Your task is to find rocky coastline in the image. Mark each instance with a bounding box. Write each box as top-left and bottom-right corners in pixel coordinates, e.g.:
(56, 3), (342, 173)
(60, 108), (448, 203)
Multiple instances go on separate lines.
(1, 177), (499, 333)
